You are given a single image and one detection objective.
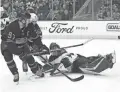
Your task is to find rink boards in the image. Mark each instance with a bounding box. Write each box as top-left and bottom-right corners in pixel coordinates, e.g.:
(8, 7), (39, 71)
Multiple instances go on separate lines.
(37, 21), (120, 39)
(0, 21), (120, 43)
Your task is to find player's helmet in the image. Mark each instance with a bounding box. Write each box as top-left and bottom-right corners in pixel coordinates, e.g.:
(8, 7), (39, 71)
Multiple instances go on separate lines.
(17, 12), (31, 22)
(30, 13), (38, 23)
(49, 42), (60, 50)
(17, 12), (31, 27)
(0, 7), (5, 17)
(0, 7), (4, 12)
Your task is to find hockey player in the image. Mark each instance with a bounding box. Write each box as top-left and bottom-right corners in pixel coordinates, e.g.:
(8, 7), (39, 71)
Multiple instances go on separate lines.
(22, 13), (49, 72)
(43, 42), (115, 75)
(0, 6), (10, 35)
(28, 13), (49, 56)
(1, 12), (44, 83)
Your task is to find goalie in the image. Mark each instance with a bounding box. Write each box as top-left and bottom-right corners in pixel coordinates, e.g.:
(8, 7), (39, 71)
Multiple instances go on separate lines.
(43, 42), (116, 75)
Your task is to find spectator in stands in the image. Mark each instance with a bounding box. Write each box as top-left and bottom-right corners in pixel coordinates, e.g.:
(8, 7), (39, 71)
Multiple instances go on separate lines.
(1, 0), (100, 21)
(97, 0), (120, 20)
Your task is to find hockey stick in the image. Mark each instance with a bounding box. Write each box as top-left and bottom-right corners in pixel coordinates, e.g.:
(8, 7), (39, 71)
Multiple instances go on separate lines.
(60, 38), (93, 49)
(53, 65), (84, 82)
(40, 55), (84, 82)
(51, 38), (94, 52)
(27, 38), (94, 56)
(26, 51), (48, 56)
(54, 66), (84, 82)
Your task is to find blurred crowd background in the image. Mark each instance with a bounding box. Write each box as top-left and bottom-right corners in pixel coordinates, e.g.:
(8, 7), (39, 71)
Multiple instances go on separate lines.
(1, 0), (120, 21)
(97, 0), (120, 20)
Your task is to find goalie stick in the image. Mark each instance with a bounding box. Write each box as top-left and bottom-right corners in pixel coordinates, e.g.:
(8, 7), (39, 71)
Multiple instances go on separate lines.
(51, 64), (84, 82)
(51, 38), (93, 52)
(27, 38), (94, 56)
(40, 55), (84, 82)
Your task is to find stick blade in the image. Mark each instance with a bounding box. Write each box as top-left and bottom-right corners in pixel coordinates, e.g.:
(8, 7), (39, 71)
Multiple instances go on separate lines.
(71, 75), (84, 82)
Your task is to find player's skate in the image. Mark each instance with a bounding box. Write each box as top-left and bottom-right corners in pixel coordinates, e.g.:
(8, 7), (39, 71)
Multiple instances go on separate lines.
(35, 68), (44, 77)
(29, 64), (44, 80)
(33, 62), (44, 78)
(22, 61), (28, 73)
(28, 62), (44, 81)
(13, 73), (19, 84)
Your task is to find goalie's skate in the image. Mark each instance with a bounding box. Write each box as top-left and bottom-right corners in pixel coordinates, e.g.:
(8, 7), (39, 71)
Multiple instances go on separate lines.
(109, 50), (116, 68)
(105, 50), (116, 68)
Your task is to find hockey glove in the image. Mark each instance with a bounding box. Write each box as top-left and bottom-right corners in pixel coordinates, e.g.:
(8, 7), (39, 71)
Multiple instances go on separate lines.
(15, 37), (27, 44)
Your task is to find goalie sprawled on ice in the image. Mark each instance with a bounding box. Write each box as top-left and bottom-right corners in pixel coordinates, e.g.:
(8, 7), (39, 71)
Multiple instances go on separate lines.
(42, 42), (116, 75)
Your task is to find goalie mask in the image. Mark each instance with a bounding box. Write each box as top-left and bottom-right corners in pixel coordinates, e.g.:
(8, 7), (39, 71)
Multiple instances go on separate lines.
(49, 43), (66, 56)
(49, 43), (61, 56)
(49, 43), (60, 50)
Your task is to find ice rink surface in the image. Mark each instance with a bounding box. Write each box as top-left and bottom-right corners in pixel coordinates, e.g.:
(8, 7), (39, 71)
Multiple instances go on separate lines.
(0, 39), (120, 92)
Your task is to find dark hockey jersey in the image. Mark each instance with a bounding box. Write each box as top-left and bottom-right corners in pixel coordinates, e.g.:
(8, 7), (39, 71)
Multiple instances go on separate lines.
(1, 19), (29, 46)
(25, 23), (42, 39)
(1, 19), (28, 55)
(25, 23), (43, 48)
(2, 20), (26, 41)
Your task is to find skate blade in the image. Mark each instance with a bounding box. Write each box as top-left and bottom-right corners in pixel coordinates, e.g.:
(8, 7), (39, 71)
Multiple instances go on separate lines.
(15, 81), (19, 85)
(28, 75), (42, 81)
(25, 72), (28, 75)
